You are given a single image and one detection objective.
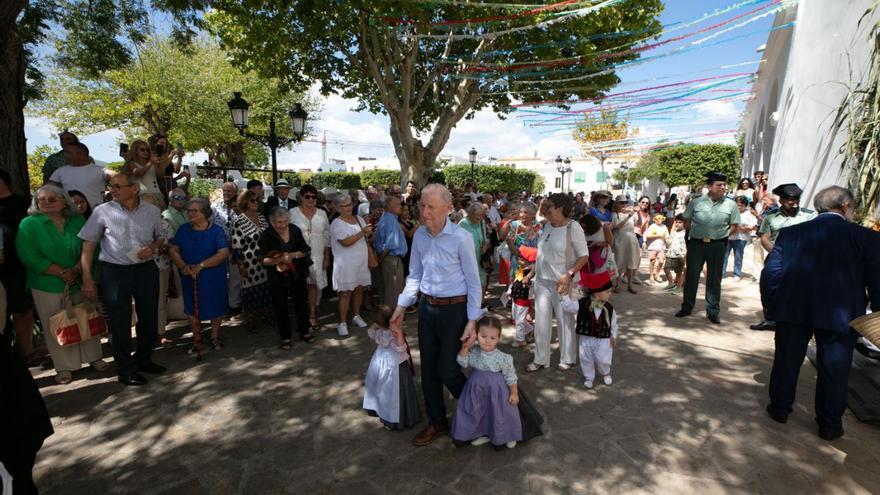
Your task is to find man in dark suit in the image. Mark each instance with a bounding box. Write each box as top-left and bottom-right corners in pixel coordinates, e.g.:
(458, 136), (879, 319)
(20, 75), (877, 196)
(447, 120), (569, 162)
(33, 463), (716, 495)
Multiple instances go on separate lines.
(264, 179), (298, 220)
(761, 186), (880, 440)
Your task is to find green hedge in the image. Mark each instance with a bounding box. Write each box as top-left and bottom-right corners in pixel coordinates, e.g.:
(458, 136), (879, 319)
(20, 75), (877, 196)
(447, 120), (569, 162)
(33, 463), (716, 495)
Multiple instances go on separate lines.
(189, 179), (219, 199)
(360, 169), (403, 188)
(309, 171), (362, 190)
(655, 143), (740, 187)
(442, 165), (541, 194)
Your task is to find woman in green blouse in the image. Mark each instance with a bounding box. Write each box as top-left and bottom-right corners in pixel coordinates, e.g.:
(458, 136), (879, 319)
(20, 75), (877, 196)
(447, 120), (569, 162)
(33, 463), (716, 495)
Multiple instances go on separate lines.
(16, 185), (109, 385)
(458, 202), (489, 293)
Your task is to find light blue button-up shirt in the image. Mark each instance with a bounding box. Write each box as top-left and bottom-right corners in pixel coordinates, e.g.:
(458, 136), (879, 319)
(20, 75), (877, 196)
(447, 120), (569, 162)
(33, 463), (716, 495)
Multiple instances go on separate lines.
(397, 218), (483, 320)
(373, 212), (408, 257)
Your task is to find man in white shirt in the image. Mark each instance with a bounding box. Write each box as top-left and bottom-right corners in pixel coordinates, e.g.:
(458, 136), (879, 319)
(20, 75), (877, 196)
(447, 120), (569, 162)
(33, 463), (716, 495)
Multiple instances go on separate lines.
(48, 143), (112, 208)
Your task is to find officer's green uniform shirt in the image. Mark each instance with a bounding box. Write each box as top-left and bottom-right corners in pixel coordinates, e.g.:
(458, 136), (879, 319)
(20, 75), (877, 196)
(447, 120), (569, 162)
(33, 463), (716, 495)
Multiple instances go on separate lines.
(758, 208), (816, 244)
(682, 194), (741, 240)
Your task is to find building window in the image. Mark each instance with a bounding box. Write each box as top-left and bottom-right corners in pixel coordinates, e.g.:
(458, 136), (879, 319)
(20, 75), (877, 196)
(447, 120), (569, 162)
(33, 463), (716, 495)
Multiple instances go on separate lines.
(554, 177), (561, 189)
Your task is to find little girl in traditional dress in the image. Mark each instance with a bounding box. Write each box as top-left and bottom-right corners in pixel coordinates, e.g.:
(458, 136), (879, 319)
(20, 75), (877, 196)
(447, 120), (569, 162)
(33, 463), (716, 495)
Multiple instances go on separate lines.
(563, 271), (619, 389)
(362, 305), (420, 430)
(452, 317), (543, 449)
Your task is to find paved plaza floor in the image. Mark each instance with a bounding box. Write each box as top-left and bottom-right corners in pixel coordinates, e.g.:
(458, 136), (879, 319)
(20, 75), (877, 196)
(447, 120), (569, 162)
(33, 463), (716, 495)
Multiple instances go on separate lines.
(30, 275), (880, 494)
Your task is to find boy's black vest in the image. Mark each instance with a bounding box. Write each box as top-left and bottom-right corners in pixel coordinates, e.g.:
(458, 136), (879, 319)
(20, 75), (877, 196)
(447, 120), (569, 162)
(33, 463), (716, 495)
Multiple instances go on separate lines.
(575, 300), (615, 338)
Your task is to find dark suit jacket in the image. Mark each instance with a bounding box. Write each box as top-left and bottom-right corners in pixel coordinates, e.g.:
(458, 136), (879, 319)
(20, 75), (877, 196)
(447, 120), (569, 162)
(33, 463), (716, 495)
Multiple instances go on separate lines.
(761, 213), (880, 333)
(264, 195), (298, 217)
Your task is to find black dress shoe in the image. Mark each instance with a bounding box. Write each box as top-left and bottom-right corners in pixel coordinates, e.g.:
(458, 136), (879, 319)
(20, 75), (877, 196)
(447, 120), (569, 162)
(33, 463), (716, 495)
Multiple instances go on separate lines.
(766, 404), (788, 424)
(674, 309), (691, 318)
(139, 361), (167, 374)
(749, 321), (776, 331)
(707, 314), (721, 324)
(818, 428), (843, 441)
(118, 373), (148, 386)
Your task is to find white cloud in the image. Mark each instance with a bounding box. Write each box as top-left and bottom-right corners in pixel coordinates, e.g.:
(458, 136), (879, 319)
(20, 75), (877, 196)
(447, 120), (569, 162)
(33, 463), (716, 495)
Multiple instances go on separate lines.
(696, 100), (741, 121)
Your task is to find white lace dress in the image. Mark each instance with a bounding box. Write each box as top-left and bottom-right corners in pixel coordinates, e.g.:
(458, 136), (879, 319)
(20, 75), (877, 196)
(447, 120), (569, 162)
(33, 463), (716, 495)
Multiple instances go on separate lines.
(330, 216), (372, 291)
(289, 207), (329, 289)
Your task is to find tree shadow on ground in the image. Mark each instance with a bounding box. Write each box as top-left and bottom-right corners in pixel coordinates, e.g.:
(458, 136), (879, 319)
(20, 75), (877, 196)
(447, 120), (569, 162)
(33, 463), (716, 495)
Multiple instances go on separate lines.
(30, 280), (880, 494)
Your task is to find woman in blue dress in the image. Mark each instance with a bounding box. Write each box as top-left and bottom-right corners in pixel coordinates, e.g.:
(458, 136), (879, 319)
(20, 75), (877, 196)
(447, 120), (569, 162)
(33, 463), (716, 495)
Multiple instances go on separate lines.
(169, 198), (230, 351)
(588, 190), (614, 224)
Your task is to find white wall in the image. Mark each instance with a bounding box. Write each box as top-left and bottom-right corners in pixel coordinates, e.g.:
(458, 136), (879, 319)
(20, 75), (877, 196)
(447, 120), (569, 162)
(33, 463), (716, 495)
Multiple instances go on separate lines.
(742, 0), (879, 206)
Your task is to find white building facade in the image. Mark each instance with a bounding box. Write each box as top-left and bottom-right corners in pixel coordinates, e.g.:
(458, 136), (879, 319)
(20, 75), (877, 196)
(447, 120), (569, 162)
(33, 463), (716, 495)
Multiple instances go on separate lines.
(741, 0), (879, 206)
(495, 155), (632, 194)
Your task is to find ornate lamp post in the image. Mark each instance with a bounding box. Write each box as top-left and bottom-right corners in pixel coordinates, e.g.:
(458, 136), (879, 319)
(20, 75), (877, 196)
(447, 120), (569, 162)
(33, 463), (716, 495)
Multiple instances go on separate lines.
(555, 155), (572, 193)
(227, 92), (307, 184)
(468, 147), (478, 184)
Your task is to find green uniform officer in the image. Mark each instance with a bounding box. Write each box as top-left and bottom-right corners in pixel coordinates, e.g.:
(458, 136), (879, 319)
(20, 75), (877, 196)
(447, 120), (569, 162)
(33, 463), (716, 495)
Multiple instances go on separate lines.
(750, 183), (816, 331)
(676, 171), (740, 324)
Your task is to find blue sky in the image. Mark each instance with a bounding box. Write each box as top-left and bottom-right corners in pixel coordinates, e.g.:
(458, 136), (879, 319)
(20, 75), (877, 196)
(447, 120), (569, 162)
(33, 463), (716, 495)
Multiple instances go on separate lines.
(24, 0), (777, 167)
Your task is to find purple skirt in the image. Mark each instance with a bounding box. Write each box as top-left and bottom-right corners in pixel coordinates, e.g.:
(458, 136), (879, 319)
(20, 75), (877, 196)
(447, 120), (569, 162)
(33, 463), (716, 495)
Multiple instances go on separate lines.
(452, 369), (523, 445)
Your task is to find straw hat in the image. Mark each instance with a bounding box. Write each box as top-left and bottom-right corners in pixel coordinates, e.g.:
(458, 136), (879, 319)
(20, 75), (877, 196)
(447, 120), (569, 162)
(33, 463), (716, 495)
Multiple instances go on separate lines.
(851, 312), (880, 348)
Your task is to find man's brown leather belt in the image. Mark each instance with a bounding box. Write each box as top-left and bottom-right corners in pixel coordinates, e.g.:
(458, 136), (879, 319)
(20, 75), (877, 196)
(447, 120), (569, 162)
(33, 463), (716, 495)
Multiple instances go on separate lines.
(425, 295), (467, 305)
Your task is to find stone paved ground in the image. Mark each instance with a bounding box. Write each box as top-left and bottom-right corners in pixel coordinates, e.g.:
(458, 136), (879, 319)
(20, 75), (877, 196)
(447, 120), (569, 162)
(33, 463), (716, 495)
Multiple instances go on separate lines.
(30, 270), (880, 494)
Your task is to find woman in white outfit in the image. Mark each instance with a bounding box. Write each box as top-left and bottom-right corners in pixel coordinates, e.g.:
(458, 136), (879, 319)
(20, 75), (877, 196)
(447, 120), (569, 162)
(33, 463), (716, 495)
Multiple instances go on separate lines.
(329, 195), (375, 336)
(289, 184), (331, 332)
(527, 193), (589, 372)
(611, 195), (641, 294)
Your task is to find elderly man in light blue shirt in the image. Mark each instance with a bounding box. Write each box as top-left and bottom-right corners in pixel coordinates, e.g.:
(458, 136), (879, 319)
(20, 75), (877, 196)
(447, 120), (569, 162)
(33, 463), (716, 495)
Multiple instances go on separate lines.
(392, 184), (482, 447)
(374, 195), (408, 305)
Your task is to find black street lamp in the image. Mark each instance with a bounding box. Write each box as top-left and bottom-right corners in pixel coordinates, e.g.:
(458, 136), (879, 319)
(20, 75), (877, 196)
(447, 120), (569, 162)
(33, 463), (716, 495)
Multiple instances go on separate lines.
(468, 147), (478, 184)
(227, 92), (307, 184)
(555, 155), (572, 193)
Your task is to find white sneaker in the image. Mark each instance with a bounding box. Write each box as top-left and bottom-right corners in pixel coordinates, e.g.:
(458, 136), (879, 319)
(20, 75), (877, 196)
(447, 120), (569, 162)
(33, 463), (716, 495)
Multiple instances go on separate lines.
(603, 375), (613, 386)
(583, 380), (594, 389)
(505, 441), (517, 449)
(471, 436), (491, 446)
(733, 276), (742, 282)
(337, 323), (349, 336)
(352, 315), (367, 328)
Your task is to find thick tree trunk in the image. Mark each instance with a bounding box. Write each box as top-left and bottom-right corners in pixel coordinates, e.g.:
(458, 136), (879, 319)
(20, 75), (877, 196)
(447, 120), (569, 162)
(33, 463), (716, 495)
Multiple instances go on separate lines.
(0, 1), (30, 196)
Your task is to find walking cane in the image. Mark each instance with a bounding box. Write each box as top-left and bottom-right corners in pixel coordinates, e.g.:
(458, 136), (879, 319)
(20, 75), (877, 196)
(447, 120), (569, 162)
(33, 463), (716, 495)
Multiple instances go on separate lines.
(191, 271), (202, 361)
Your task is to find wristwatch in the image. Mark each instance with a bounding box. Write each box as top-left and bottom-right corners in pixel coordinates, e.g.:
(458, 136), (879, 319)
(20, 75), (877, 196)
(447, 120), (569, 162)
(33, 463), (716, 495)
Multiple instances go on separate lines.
(198, 262), (205, 269)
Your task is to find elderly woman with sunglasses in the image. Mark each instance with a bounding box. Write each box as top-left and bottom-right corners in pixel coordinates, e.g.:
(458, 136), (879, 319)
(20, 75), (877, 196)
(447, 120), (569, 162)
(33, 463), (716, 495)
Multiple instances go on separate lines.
(16, 185), (109, 384)
(231, 190), (272, 330)
(169, 198), (230, 351)
(527, 193), (589, 372)
(289, 184), (331, 331)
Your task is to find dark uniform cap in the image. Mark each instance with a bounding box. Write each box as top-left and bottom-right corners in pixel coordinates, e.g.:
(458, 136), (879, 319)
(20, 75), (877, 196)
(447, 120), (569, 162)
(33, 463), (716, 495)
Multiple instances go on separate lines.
(771, 183), (803, 199)
(705, 171), (728, 183)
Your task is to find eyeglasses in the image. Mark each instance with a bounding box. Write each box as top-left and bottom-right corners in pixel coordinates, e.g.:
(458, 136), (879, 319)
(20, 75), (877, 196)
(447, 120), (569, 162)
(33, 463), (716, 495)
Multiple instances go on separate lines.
(170, 194), (187, 201)
(110, 183), (134, 189)
(37, 197), (59, 203)
(248, 199), (257, 203)
(302, 194), (316, 200)
(186, 208), (201, 213)
(137, 148), (148, 152)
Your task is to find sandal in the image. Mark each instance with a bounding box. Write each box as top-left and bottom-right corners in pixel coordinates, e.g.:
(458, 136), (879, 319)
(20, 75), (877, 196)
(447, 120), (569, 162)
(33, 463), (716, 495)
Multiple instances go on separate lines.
(280, 340), (292, 351)
(211, 338), (224, 351)
(55, 370), (73, 385)
(160, 337), (175, 348)
(309, 318), (320, 331)
(525, 362), (548, 372)
(301, 333), (317, 344)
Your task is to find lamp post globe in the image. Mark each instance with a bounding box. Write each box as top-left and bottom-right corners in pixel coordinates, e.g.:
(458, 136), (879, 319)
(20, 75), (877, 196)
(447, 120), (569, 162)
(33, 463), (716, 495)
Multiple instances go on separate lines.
(468, 147), (478, 183)
(289, 103), (308, 139)
(227, 92), (250, 133)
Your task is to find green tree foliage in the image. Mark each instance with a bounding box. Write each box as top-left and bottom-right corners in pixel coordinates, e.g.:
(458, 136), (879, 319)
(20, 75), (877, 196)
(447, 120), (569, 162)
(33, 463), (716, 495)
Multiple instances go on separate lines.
(204, 1), (663, 186)
(360, 169), (405, 189)
(442, 165), (540, 194)
(310, 172), (362, 190)
(30, 36), (317, 170)
(655, 143), (740, 187)
(27, 144), (56, 193)
(572, 111), (634, 173)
